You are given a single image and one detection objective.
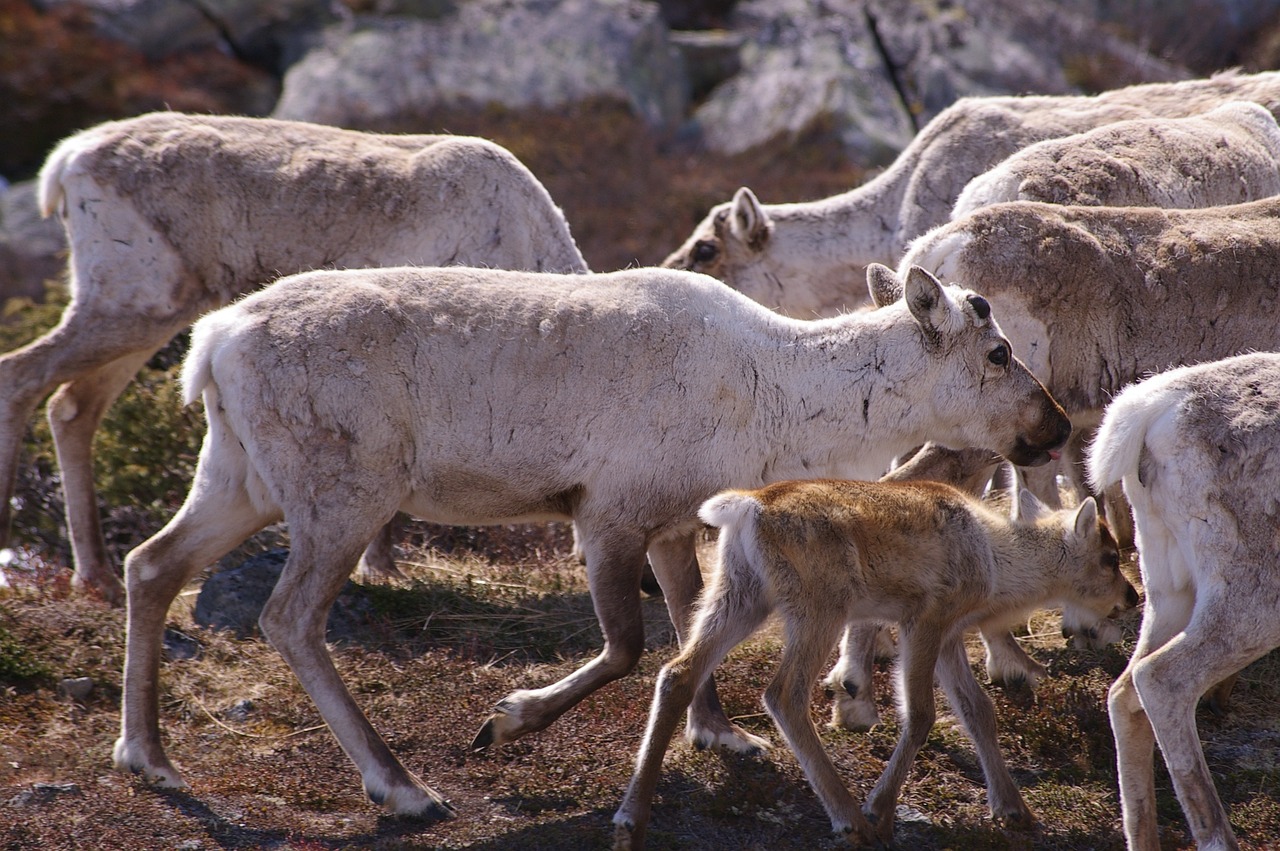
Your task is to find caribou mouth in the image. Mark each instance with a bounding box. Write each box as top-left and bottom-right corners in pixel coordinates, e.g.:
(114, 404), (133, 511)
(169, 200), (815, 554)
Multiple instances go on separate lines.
(1004, 438), (1057, 467)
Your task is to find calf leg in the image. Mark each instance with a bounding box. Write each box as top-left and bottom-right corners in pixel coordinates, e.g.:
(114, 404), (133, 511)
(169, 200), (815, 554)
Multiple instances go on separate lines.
(613, 560), (772, 849)
(936, 638), (1034, 827)
(979, 623), (1046, 687)
(474, 531), (650, 748)
(863, 621), (944, 844)
(645, 532), (756, 751)
(764, 609), (874, 843)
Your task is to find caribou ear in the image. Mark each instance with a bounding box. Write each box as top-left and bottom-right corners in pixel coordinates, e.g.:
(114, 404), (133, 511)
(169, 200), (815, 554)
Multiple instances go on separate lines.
(729, 187), (770, 249)
(866, 263), (904, 307)
(903, 265), (954, 335)
(1072, 497), (1099, 538)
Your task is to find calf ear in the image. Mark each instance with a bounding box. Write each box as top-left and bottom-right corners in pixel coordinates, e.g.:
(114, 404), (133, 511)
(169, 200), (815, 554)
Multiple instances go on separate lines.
(1009, 470), (1047, 523)
(903, 266), (953, 336)
(1072, 497), (1099, 538)
(866, 263), (903, 307)
(730, 187), (771, 250)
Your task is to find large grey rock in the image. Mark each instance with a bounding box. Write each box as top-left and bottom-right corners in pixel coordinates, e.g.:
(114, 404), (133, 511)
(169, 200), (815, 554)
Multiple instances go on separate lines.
(691, 0), (1185, 165)
(863, 0), (1187, 125)
(689, 0), (915, 164)
(194, 549), (376, 642)
(0, 180), (67, 305)
(273, 0), (689, 130)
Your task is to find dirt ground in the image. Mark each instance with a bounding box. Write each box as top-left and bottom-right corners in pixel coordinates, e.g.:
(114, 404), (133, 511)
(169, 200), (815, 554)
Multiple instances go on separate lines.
(1, 527), (1279, 851)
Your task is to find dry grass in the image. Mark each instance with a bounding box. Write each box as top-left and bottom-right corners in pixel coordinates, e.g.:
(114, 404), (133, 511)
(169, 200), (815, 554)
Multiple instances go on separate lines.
(1, 530), (1279, 850)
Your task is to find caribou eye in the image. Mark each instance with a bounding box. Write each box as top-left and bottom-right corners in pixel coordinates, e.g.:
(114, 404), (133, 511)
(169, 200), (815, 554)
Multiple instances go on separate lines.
(692, 240), (719, 264)
(987, 343), (1010, 367)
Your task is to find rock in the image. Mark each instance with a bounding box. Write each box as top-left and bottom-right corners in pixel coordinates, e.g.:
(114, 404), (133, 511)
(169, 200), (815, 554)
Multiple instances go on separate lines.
(689, 0), (915, 165)
(341, 0), (458, 19)
(273, 0), (689, 130)
(862, 0), (1187, 125)
(35, 0), (221, 59)
(56, 677), (94, 701)
(670, 29), (746, 101)
(0, 180), (68, 305)
(222, 698), (256, 722)
(194, 549), (376, 642)
(689, 0), (1185, 165)
(162, 628), (203, 662)
(1056, 0), (1280, 73)
(8, 782), (81, 807)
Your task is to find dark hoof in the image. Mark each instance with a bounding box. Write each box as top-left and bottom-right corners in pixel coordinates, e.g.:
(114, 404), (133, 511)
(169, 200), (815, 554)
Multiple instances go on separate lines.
(471, 718), (497, 751)
(423, 799), (458, 823)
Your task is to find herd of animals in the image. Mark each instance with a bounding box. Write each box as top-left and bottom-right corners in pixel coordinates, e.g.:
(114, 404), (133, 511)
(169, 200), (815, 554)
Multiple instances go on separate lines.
(7, 66), (1280, 849)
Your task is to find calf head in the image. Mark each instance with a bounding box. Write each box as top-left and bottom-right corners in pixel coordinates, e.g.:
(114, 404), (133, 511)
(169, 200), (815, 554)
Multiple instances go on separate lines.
(1013, 484), (1140, 627)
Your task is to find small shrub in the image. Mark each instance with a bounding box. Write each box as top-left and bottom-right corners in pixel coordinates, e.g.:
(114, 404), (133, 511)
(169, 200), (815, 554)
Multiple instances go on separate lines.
(0, 288), (204, 564)
(0, 615), (48, 683)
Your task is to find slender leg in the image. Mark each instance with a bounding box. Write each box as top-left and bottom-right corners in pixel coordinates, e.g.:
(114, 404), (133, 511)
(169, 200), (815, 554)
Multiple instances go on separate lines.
(764, 608), (874, 842)
(645, 532), (757, 751)
(1132, 590), (1274, 851)
(935, 638), (1034, 826)
(259, 525), (453, 820)
(0, 305), (183, 599)
(979, 623), (1046, 688)
(48, 351), (156, 605)
(1020, 461), (1062, 510)
(114, 460), (277, 787)
(863, 620), (944, 844)
(824, 621), (885, 731)
(613, 556), (772, 849)
(474, 530), (650, 748)
(1110, 581), (1195, 851)
(1201, 671), (1241, 717)
(355, 513), (407, 582)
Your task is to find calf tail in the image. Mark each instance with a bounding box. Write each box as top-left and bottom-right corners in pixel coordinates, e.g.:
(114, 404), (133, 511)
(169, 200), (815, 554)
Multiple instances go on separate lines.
(699, 490), (770, 599)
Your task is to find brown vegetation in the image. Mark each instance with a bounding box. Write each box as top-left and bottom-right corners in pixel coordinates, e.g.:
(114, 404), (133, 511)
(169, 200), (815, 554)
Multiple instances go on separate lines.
(3, 535), (1280, 849)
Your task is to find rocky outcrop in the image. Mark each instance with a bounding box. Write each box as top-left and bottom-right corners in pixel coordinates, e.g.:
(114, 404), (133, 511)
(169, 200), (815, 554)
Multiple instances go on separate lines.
(0, 181), (67, 304)
(193, 549), (376, 642)
(687, 0), (1186, 165)
(273, 0), (690, 130)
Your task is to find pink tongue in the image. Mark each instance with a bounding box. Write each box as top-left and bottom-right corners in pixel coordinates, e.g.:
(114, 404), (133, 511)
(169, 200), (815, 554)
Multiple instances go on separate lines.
(1048, 449), (1062, 460)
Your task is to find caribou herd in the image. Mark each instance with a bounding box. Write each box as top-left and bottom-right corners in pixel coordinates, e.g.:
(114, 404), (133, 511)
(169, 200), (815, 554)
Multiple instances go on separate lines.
(13, 68), (1280, 850)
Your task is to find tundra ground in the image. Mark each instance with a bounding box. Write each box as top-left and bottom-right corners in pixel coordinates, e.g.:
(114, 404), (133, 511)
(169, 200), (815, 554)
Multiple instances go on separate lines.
(2, 524), (1278, 851)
